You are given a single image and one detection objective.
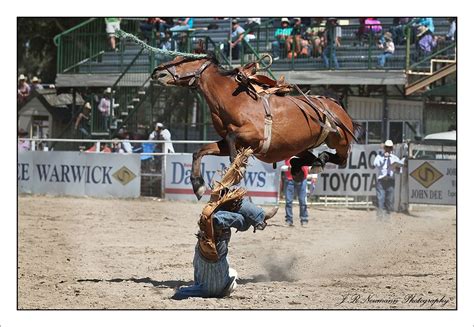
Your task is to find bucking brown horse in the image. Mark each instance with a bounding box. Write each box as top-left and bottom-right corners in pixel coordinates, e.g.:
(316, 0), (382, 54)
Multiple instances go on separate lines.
(152, 54), (363, 199)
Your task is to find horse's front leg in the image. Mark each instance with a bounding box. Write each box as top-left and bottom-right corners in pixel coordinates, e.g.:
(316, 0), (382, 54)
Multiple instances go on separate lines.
(191, 139), (230, 200)
(226, 132), (237, 162)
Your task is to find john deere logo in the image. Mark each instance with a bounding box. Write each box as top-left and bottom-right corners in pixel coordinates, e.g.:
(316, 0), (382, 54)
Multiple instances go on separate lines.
(113, 166), (137, 186)
(410, 162), (443, 188)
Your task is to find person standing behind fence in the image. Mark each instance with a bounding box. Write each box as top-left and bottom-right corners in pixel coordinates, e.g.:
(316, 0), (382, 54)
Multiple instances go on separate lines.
(148, 122), (175, 153)
(18, 128), (30, 152)
(283, 158), (309, 227)
(75, 102), (92, 136)
(373, 140), (404, 220)
(98, 88), (112, 131)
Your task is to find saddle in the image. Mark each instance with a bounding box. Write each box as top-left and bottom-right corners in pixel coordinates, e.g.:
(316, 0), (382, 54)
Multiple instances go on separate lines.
(235, 62), (293, 96)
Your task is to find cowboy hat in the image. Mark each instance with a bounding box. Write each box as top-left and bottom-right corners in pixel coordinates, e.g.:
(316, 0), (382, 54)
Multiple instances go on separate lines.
(383, 32), (393, 41)
(416, 25), (428, 37)
(155, 122), (164, 129)
(384, 140), (394, 147)
(18, 74), (26, 81)
(32, 76), (40, 83)
(84, 102), (92, 110)
(232, 19), (238, 24)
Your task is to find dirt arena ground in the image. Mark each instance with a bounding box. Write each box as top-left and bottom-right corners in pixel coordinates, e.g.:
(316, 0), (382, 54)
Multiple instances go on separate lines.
(18, 195), (456, 309)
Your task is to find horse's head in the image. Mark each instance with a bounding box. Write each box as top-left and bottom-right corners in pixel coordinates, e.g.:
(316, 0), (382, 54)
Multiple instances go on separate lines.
(152, 56), (213, 88)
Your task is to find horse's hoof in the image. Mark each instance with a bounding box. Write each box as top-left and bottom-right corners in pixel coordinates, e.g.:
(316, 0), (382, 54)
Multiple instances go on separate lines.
(196, 185), (206, 200)
(191, 176), (206, 200)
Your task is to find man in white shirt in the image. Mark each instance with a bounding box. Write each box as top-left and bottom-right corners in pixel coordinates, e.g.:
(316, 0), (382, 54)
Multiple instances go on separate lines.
(148, 122), (175, 153)
(373, 140), (404, 220)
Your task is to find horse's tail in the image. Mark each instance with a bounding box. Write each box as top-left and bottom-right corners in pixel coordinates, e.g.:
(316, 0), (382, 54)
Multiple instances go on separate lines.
(350, 120), (365, 144)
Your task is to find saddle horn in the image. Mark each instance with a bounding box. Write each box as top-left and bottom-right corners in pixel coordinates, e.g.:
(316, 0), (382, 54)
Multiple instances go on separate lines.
(256, 54), (273, 71)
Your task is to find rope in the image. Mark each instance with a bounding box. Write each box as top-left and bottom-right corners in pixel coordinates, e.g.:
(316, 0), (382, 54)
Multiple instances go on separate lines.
(115, 30), (208, 59)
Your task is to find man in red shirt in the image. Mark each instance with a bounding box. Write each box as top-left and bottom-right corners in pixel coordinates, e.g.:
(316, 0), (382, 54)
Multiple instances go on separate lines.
(283, 158), (309, 226)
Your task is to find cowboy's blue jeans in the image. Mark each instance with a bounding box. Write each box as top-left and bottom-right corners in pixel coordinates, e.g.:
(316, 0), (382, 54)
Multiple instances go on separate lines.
(173, 199), (264, 299)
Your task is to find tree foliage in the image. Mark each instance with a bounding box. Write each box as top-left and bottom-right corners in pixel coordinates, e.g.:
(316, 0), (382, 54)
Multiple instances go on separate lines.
(17, 18), (88, 83)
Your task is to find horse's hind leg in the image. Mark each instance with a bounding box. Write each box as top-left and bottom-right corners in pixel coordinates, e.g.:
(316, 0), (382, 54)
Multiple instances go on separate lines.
(313, 131), (351, 171)
(191, 139), (230, 200)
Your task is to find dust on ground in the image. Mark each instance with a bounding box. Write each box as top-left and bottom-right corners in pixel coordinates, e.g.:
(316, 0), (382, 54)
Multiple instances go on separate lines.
(18, 195), (456, 309)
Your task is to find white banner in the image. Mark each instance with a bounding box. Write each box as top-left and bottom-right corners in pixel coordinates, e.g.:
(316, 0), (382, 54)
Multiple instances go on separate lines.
(408, 160), (456, 205)
(164, 154), (281, 205)
(311, 144), (383, 196)
(18, 151), (141, 198)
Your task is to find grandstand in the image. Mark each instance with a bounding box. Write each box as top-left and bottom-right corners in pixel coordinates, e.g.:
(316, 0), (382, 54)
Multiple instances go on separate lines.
(20, 17), (455, 153)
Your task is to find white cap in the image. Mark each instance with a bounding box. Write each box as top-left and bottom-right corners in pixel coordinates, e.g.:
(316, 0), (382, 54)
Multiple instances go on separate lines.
(281, 18), (290, 23)
(384, 140), (394, 147)
(104, 87), (112, 94)
(156, 122), (164, 129)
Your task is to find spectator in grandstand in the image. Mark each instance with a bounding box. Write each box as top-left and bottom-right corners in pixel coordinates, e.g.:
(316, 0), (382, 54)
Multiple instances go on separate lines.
(437, 18), (456, 50)
(105, 18), (121, 51)
(285, 18), (309, 58)
(74, 102), (92, 136)
(355, 17), (382, 46)
(390, 17), (410, 45)
(17, 74), (30, 104)
(98, 88), (112, 131)
(31, 76), (43, 90)
(322, 18), (341, 69)
(140, 18), (174, 41)
(283, 158), (309, 227)
(170, 18), (194, 33)
(377, 32), (395, 68)
(18, 128), (30, 152)
(225, 19), (246, 60)
(305, 18), (326, 58)
(243, 18), (261, 41)
(244, 18), (261, 32)
(160, 31), (178, 51)
(271, 18), (293, 60)
(373, 140), (404, 220)
(416, 26), (438, 58)
(445, 17), (456, 41)
(149, 122), (175, 153)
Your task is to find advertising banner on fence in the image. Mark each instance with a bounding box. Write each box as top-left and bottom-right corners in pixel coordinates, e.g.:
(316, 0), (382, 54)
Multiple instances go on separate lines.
(164, 154), (281, 205)
(311, 144), (382, 196)
(408, 159), (456, 205)
(18, 151), (141, 198)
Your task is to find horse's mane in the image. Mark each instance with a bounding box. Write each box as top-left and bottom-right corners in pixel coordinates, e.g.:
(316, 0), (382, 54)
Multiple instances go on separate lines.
(206, 52), (238, 76)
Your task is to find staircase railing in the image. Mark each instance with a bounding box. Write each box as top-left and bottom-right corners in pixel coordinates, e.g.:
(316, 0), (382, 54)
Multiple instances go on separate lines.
(54, 18), (142, 74)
